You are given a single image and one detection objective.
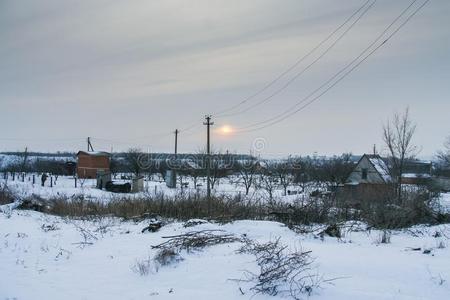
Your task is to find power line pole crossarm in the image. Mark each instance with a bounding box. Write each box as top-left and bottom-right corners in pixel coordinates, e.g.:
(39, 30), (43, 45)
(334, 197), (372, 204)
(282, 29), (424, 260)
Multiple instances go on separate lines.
(203, 115), (214, 215)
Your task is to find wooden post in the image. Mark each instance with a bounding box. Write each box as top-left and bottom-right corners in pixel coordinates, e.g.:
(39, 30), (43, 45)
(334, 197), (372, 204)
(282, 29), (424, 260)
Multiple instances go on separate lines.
(50, 176), (53, 188)
(32, 175), (35, 185)
(75, 177), (77, 188)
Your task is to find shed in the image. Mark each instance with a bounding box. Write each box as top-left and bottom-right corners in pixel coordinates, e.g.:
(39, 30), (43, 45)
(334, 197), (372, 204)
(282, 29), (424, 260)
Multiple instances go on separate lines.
(76, 151), (110, 179)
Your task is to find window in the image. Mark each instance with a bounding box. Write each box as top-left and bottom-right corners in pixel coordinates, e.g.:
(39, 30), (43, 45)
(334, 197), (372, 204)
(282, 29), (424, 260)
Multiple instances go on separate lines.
(362, 168), (368, 180)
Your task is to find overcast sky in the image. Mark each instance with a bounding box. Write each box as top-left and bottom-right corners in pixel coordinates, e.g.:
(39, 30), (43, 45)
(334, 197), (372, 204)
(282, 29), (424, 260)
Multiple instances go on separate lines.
(0, 0), (449, 157)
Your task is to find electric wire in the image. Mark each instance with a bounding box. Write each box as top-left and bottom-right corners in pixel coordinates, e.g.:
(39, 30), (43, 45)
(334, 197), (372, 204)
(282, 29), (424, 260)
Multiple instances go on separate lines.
(216, 0), (377, 118)
(213, 0), (374, 117)
(233, 0), (427, 134)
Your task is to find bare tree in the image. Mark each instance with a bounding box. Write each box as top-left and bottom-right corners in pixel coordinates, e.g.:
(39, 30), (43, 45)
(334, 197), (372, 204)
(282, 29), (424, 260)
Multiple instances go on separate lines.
(257, 162), (278, 201)
(124, 148), (144, 176)
(437, 136), (450, 166)
(236, 159), (258, 196)
(383, 108), (419, 202)
(272, 160), (295, 196)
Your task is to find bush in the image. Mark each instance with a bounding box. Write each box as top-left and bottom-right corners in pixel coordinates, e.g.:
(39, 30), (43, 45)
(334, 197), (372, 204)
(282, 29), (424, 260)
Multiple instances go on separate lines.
(153, 248), (183, 267)
(151, 230), (241, 253)
(359, 190), (444, 229)
(238, 237), (321, 299)
(0, 183), (14, 205)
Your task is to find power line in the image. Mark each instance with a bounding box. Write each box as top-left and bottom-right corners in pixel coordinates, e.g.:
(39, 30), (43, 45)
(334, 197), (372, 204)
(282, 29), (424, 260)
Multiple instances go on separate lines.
(213, 0), (374, 117)
(216, 0), (377, 118)
(234, 0), (427, 134)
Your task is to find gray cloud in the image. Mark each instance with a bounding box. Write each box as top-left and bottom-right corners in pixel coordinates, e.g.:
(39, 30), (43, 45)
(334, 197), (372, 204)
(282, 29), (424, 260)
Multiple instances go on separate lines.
(0, 0), (449, 156)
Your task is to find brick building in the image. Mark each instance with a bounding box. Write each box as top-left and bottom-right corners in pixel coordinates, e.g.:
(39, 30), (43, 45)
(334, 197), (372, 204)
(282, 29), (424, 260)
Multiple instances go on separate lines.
(76, 151), (110, 179)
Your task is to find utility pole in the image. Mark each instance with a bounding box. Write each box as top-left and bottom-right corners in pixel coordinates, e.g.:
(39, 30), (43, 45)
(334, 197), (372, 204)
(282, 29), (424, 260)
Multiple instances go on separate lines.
(173, 129), (179, 188)
(174, 129), (179, 157)
(203, 115), (214, 215)
(87, 137), (94, 152)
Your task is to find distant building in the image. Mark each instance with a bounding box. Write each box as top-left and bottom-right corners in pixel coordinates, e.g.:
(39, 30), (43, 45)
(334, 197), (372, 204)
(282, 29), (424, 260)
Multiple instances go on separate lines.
(76, 151), (110, 179)
(401, 160), (432, 185)
(346, 154), (392, 185)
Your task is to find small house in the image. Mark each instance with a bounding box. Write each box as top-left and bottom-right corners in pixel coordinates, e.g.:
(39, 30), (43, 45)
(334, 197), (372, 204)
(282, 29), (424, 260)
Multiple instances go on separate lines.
(76, 151), (110, 179)
(346, 154), (392, 184)
(337, 154), (394, 206)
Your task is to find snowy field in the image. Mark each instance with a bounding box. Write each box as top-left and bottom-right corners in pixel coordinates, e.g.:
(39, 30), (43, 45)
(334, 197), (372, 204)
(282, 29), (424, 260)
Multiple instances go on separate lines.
(2, 174), (450, 299)
(0, 174), (310, 203)
(1, 210), (450, 300)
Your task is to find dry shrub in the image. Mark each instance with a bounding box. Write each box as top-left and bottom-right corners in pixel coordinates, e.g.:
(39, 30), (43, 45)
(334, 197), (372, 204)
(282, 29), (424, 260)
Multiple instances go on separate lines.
(0, 183), (14, 205)
(152, 230), (241, 253)
(44, 194), (268, 221)
(132, 256), (153, 276)
(379, 230), (391, 244)
(360, 190), (445, 229)
(153, 248), (183, 267)
(238, 237), (321, 299)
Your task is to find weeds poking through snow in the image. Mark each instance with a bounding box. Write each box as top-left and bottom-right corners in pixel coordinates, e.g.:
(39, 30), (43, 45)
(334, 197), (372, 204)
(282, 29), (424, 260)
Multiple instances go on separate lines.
(153, 249), (184, 271)
(132, 256), (153, 276)
(380, 230), (391, 244)
(237, 237), (322, 299)
(436, 240), (446, 249)
(132, 249), (183, 276)
(41, 223), (59, 232)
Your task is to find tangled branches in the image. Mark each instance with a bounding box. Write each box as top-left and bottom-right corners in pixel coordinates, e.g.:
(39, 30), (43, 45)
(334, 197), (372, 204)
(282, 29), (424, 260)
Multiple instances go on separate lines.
(238, 237), (321, 299)
(152, 230), (241, 253)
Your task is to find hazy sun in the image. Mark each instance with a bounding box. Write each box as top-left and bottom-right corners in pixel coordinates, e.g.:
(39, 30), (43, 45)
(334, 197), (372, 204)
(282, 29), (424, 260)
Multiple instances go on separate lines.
(219, 125), (233, 135)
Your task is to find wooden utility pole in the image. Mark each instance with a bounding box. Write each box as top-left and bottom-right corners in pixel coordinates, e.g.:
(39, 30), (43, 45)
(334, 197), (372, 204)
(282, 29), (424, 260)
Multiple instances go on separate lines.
(203, 115), (214, 214)
(174, 129), (179, 157)
(173, 129), (179, 188)
(87, 137), (94, 152)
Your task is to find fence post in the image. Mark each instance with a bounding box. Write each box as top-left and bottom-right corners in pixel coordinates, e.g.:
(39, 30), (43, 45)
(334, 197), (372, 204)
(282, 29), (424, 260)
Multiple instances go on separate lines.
(75, 177), (77, 188)
(32, 175), (35, 185)
(50, 176), (53, 188)
(12, 172), (15, 181)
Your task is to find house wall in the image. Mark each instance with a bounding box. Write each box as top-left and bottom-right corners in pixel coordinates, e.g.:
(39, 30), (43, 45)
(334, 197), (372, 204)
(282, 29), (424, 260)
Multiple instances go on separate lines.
(76, 154), (110, 179)
(336, 183), (396, 207)
(346, 156), (384, 184)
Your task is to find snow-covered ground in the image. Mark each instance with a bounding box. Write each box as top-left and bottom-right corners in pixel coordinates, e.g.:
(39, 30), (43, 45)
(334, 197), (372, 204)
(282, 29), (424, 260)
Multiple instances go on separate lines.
(440, 192), (450, 213)
(1, 210), (450, 300)
(0, 175), (312, 203)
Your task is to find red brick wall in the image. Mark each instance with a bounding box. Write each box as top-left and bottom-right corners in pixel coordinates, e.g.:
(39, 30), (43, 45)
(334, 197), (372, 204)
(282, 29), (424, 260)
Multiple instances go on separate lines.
(76, 154), (110, 179)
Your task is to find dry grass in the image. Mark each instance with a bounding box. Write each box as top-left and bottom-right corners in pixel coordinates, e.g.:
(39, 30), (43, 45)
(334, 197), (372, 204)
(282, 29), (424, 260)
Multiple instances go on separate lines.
(43, 194), (268, 222)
